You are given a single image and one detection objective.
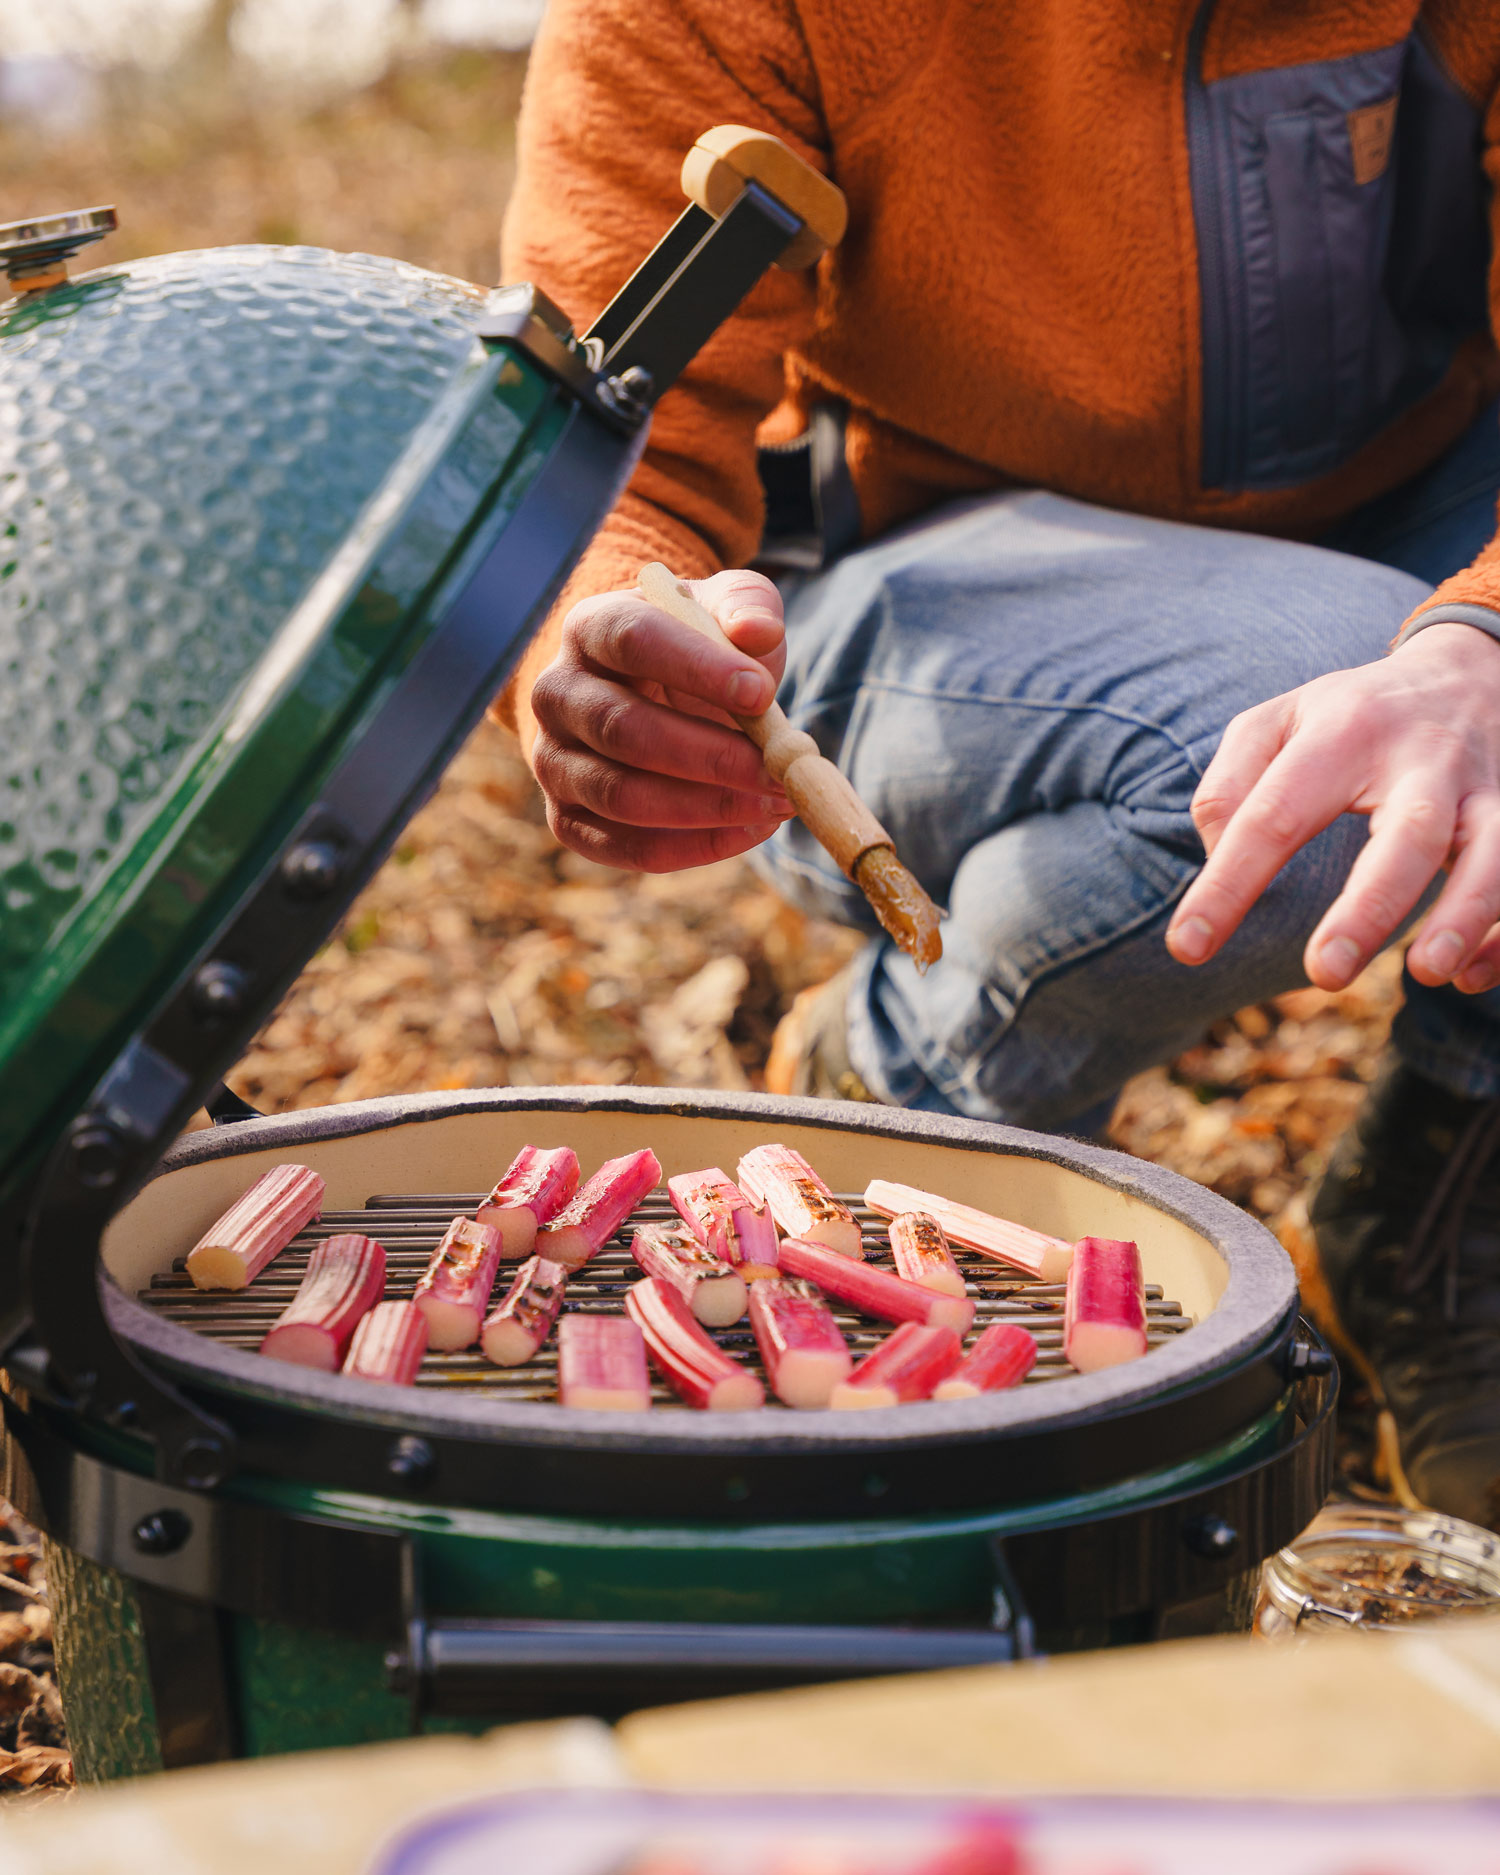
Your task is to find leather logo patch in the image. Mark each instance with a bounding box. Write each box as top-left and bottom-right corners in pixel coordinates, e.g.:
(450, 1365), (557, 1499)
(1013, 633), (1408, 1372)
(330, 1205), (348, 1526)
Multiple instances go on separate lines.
(1348, 95), (1398, 186)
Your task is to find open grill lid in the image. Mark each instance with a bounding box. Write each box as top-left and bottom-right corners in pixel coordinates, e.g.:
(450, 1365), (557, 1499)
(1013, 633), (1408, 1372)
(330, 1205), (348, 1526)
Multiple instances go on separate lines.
(0, 129), (847, 1488)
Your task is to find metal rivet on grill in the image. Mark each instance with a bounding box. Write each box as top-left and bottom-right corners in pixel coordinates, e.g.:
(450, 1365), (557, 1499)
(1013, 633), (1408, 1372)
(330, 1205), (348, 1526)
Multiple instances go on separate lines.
(388, 1435), (435, 1485)
(190, 960), (250, 1024)
(280, 839), (344, 900)
(723, 1475), (749, 1502)
(69, 1123), (126, 1191)
(132, 1508), (191, 1556)
(175, 1438), (228, 1491)
(863, 1474), (890, 1498)
(1181, 1513), (1239, 1560)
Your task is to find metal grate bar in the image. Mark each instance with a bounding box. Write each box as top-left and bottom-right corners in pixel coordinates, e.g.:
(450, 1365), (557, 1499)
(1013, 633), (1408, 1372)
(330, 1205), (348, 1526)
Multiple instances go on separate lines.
(139, 1191), (1193, 1406)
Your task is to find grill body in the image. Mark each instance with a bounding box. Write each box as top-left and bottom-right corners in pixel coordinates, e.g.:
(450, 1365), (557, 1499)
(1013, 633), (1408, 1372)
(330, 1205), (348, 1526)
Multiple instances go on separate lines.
(4, 1088), (1333, 1781)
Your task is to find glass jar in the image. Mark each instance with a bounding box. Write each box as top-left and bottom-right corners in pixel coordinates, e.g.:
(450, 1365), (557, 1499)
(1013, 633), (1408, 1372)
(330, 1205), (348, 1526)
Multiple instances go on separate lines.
(1255, 1503), (1500, 1637)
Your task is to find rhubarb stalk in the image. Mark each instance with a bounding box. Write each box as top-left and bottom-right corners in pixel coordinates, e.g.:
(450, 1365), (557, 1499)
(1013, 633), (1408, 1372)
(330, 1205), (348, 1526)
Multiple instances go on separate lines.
(887, 1210), (966, 1299)
(476, 1146), (580, 1257)
(480, 1256), (568, 1367)
(259, 1232), (385, 1371)
(737, 1144), (863, 1259)
(749, 1277), (852, 1408)
(534, 1148), (662, 1269)
(933, 1322), (1038, 1399)
(186, 1163), (325, 1291)
(625, 1277), (764, 1411)
(830, 1322), (963, 1409)
(667, 1166), (780, 1275)
(864, 1179), (1073, 1282)
(342, 1300), (428, 1386)
(1064, 1236), (1147, 1372)
(778, 1236), (975, 1333)
(557, 1314), (651, 1410)
(631, 1221), (748, 1327)
(413, 1215), (503, 1351)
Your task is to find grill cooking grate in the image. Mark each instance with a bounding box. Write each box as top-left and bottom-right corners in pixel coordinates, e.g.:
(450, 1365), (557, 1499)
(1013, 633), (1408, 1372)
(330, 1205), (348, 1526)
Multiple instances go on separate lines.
(140, 1190), (1193, 1407)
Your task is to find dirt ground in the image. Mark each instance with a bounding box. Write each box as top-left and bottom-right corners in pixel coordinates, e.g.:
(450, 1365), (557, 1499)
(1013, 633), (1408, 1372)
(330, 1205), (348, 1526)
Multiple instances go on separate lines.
(0, 41), (1410, 1795)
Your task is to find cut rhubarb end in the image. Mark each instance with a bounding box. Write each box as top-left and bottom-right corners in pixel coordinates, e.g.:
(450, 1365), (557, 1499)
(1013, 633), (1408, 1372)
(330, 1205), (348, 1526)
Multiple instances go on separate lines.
(737, 1145), (863, 1259)
(829, 1381), (899, 1410)
(1064, 1236), (1147, 1374)
(413, 1216), (503, 1352)
(477, 1145), (580, 1256)
(258, 1230), (385, 1370)
(778, 1236), (975, 1334)
(888, 1210), (967, 1299)
(342, 1301), (428, 1386)
(625, 1278), (764, 1413)
(932, 1322), (1038, 1399)
(558, 1313), (651, 1411)
(736, 1261), (781, 1283)
(834, 1321), (963, 1408)
(864, 1178), (1073, 1282)
(536, 1148), (662, 1271)
(748, 1277), (852, 1409)
(631, 1221), (748, 1328)
(186, 1163), (325, 1291)
(480, 1256), (568, 1368)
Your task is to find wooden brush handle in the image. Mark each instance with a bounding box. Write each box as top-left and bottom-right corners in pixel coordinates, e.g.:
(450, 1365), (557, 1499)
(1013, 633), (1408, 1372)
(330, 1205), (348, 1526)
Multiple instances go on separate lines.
(638, 562), (889, 875)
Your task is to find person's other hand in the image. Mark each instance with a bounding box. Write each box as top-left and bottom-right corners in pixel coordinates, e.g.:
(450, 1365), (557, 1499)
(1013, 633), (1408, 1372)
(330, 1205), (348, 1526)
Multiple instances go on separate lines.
(1166, 622), (1500, 993)
(526, 569), (796, 872)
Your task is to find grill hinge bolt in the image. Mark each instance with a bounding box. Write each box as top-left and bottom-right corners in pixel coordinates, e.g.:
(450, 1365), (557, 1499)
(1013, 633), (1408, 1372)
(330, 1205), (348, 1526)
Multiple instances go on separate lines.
(190, 960), (251, 1024)
(131, 1509), (191, 1557)
(68, 1122), (127, 1191)
(599, 364), (654, 421)
(1285, 1341), (1335, 1380)
(280, 839), (345, 901)
(1181, 1513), (1239, 1561)
(388, 1436), (435, 1486)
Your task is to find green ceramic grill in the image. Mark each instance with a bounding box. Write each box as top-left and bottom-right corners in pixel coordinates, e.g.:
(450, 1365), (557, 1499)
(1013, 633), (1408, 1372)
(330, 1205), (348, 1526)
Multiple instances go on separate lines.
(0, 143), (1333, 1786)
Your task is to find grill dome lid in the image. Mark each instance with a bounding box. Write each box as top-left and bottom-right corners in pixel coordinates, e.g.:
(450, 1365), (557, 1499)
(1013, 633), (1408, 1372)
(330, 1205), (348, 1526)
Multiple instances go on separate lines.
(0, 137), (847, 1486)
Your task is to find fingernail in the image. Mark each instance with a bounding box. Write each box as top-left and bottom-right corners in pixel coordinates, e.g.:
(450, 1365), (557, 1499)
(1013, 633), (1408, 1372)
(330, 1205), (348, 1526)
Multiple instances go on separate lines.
(728, 671), (769, 711)
(1170, 916), (1214, 964)
(724, 606), (777, 627)
(1318, 936), (1363, 981)
(758, 794), (790, 817)
(1421, 929), (1466, 977)
(1458, 962), (1499, 995)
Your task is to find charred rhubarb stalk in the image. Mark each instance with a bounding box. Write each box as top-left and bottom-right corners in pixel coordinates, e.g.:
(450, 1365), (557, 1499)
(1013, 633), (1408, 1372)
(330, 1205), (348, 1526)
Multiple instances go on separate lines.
(667, 1167), (780, 1275)
(830, 1322), (963, 1409)
(864, 1179), (1073, 1282)
(933, 1322), (1038, 1399)
(186, 1163), (325, 1291)
(778, 1236), (975, 1333)
(557, 1313), (651, 1410)
(259, 1232), (386, 1371)
(1064, 1236), (1147, 1373)
(631, 1221), (747, 1327)
(341, 1300), (428, 1386)
(749, 1277), (852, 1408)
(480, 1256), (568, 1366)
(476, 1146), (580, 1257)
(737, 1144), (863, 1259)
(625, 1278), (764, 1412)
(888, 1210), (966, 1299)
(413, 1215), (503, 1351)
(534, 1148), (662, 1270)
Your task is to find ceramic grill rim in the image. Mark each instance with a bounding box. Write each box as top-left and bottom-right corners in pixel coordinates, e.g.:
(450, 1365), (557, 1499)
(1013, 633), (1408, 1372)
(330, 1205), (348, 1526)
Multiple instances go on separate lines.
(104, 1086), (1299, 1462)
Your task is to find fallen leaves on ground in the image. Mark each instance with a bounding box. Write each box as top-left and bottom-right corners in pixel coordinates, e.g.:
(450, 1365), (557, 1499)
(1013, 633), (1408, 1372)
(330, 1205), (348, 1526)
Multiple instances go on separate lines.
(0, 1507), (69, 1796)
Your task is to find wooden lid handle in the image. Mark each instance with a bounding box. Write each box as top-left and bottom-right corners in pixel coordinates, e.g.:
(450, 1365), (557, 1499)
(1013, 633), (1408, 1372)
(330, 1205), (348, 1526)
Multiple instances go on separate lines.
(680, 126), (847, 271)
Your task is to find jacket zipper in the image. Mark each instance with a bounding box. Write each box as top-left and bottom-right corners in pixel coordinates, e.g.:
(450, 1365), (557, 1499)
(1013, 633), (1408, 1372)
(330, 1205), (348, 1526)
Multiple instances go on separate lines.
(1184, 0), (1241, 492)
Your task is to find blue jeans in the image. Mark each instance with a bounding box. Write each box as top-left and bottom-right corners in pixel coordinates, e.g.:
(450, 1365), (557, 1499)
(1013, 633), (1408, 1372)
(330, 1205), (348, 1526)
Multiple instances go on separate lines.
(755, 404), (1500, 1132)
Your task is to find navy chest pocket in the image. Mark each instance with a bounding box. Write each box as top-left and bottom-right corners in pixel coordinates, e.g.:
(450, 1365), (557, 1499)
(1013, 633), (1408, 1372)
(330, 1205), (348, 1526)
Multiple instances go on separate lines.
(1187, 29), (1488, 493)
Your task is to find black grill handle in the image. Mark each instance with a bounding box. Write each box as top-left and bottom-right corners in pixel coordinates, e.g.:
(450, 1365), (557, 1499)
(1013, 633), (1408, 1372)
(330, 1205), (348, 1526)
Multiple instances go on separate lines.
(387, 1615), (1017, 1723)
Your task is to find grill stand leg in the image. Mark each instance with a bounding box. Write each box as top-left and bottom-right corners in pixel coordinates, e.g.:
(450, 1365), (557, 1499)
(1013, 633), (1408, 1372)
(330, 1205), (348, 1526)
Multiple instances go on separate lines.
(135, 1583), (241, 1768)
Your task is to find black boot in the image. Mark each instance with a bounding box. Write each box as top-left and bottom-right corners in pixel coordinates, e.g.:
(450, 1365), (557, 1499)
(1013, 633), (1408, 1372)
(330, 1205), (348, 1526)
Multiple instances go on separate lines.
(1310, 1055), (1500, 1527)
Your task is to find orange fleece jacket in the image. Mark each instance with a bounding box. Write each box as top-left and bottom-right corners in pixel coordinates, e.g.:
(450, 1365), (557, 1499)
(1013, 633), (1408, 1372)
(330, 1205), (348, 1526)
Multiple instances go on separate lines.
(500, 0), (1500, 728)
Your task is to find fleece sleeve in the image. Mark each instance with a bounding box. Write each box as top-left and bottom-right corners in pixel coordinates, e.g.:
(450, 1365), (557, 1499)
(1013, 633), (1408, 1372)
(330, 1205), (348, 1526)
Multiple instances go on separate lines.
(493, 0), (827, 725)
(1395, 69), (1500, 647)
